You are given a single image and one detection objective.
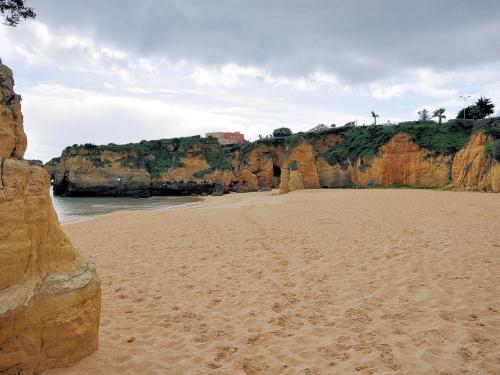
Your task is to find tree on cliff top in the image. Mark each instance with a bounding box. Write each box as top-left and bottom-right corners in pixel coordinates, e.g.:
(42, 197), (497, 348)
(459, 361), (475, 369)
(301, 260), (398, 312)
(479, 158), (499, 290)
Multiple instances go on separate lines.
(432, 108), (446, 124)
(273, 127), (292, 137)
(1, 0), (35, 26)
(476, 97), (495, 118)
(371, 111), (379, 125)
(456, 97), (495, 120)
(418, 108), (430, 122)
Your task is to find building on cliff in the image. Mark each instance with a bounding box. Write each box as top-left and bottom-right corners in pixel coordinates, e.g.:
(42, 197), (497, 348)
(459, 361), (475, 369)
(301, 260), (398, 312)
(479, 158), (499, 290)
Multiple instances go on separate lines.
(206, 131), (245, 146)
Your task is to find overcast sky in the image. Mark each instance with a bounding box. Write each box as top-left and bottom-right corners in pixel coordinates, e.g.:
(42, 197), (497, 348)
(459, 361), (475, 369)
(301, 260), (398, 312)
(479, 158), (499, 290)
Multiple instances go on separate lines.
(1, 0), (500, 161)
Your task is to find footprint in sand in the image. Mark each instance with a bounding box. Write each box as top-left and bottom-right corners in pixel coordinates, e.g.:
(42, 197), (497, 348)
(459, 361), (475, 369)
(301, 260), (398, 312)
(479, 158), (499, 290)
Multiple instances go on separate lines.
(457, 346), (484, 362)
(206, 362), (222, 369)
(269, 314), (304, 330)
(236, 356), (270, 375)
(411, 329), (447, 347)
(214, 346), (238, 362)
(247, 332), (275, 345)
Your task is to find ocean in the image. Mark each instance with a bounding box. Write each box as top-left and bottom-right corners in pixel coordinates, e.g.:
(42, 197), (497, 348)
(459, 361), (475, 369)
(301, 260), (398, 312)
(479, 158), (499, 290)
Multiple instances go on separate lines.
(50, 189), (201, 223)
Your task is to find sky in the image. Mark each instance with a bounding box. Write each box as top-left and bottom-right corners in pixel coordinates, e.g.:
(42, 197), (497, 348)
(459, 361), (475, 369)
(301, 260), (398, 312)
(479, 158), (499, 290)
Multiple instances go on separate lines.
(1, 0), (500, 162)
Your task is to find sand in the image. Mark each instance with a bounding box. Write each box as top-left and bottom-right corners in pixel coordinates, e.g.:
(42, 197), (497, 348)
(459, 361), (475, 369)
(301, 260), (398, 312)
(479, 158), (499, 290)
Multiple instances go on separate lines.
(45, 189), (500, 375)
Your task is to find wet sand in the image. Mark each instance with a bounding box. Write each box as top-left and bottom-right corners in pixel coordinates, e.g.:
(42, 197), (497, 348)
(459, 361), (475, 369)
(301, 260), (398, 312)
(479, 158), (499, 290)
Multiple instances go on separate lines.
(46, 189), (500, 375)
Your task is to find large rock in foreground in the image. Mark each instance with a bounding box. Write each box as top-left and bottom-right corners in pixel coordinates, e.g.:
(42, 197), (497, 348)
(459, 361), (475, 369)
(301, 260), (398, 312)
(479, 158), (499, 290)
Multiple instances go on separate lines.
(0, 59), (101, 374)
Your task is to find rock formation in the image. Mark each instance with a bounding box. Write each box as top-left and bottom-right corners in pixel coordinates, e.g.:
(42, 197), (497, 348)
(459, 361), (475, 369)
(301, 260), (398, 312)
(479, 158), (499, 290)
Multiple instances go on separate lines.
(46, 113), (500, 196)
(317, 133), (452, 189)
(0, 59), (101, 374)
(452, 132), (500, 192)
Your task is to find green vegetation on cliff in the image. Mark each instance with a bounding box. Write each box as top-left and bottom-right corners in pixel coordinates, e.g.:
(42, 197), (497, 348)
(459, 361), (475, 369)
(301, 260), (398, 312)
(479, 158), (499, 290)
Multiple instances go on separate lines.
(491, 140), (500, 162)
(317, 117), (500, 165)
(61, 117), (500, 177)
(289, 160), (298, 171)
(64, 136), (232, 178)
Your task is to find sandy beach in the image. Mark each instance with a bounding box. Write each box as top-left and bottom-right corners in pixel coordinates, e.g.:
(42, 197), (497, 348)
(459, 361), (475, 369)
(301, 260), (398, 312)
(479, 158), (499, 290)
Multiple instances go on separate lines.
(45, 189), (500, 375)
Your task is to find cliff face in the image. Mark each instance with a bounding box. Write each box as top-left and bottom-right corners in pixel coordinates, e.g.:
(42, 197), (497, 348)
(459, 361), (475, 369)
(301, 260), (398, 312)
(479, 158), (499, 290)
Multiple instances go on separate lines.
(47, 119), (500, 196)
(0, 60), (101, 374)
(317, 133), (452, 188)
(0, 62), (26, 159)
(49, 138), (236, 197)
(452, 132), (500, 192)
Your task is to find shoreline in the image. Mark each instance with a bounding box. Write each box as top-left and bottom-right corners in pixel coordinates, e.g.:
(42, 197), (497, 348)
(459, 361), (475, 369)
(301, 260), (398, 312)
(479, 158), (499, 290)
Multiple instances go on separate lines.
(58, 185), (493, 226)
(49, 189), (500, 374)
(58, 198), (205, 225)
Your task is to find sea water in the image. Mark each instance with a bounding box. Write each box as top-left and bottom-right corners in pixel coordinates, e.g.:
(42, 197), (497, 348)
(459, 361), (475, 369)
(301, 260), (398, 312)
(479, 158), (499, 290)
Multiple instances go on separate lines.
(50, 188), (201, 223)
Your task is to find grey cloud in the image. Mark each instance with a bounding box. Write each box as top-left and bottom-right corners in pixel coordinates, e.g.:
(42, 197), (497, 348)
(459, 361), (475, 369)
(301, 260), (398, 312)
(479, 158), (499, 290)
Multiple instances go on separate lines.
(22, 0), (500, 83)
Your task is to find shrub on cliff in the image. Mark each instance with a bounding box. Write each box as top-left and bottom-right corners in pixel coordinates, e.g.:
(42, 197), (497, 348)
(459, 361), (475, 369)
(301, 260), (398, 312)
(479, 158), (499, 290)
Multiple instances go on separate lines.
(492, 140), (500, 162)
(193, 168), (213, 179)
(321, 120), (474, 166)
(273, 127), (293, 137)
(63, 135), (231, 178)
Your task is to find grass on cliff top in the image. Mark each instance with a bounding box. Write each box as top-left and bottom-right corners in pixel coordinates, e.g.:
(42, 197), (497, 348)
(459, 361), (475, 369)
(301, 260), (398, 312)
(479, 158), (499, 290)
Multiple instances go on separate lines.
(318, 117), (500, 165)
(229, 133), (305, 164)
(64, 135), (232, 178)
(62, 117), (500, 173)
(230, 118), (499, 167)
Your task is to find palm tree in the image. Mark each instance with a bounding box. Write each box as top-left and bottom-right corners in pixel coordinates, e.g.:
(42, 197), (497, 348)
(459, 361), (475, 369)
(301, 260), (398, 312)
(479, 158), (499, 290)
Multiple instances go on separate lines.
(432, 108), (446, 124)
(371, 111), (379, 125)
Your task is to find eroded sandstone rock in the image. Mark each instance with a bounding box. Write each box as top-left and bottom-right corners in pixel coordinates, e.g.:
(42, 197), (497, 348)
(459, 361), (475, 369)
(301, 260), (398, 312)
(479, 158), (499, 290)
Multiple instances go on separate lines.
(452, 132), (500, 192)
(0, 59), (101, 375)
(0, 60), (26, 159)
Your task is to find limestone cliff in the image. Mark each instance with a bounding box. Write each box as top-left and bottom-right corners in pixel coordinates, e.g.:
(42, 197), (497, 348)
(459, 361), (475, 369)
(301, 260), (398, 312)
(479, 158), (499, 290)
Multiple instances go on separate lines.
(46, 118), (500, 196)
(452, 132), (500, 192)
(49, 138), (236, 197)
(317, 133), (452, 188)
(0, 62), (26, 159)
(0, 59), (101, 374)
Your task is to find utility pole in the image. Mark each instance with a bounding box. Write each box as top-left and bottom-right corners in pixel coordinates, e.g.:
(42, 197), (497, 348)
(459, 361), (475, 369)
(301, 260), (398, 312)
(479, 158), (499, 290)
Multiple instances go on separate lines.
(460, 95), (471, 119)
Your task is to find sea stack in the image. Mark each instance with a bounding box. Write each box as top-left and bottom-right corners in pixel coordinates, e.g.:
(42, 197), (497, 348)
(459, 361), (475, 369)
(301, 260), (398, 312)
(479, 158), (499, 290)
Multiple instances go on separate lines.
(0, 59), (101, 374)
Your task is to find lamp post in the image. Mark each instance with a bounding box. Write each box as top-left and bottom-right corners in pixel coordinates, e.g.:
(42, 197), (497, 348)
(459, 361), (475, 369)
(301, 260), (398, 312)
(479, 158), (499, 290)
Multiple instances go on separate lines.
(459, 95), (471, 119)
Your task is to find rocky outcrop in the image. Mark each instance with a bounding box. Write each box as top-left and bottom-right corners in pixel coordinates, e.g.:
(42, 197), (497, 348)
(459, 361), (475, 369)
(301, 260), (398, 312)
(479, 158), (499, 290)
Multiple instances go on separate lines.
(48, 139), (237, 197)
(283, 141), (320, 189)
(0, 59), (101, 374)
(317, 133), (452, 188)
(452, 132), (500, 192)
(0, 62), (26, 159)
(279, 168), (305, 194)
(46, 118), (500, 196)
(233, 143), (285, 190)
(25, 159), (44, 167)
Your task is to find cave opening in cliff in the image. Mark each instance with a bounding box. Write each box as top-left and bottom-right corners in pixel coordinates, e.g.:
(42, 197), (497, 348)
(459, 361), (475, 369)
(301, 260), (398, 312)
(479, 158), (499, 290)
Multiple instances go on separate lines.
(273, 165), (281, 188)
(273, 165), (281, 178)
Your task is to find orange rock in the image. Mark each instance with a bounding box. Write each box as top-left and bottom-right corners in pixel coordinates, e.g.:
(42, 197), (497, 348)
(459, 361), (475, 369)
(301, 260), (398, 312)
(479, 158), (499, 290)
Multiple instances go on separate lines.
(279, 168), (305, 194)
(452, 132), (500, 192)
(283, 141), (320, 189)
(235, 167), (259, 192)
(316, 133), (451, 189)
(353, 132), (451, 187)
(0, 60), (26, 159)
(239, 144), (284, 189)
(45, 124), (499, 195)
(0, 60), (101, 375)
